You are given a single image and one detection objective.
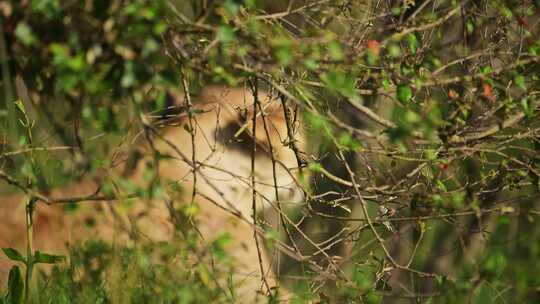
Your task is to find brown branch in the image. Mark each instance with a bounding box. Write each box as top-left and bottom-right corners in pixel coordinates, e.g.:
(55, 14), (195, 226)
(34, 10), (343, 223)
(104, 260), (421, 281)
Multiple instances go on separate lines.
(344, 98), (397, 129)
(449, 99), (539, 144)
(0, 170), (51, 203)
(280, 94), (307, 171)
(336, 146), (436, 278)
(248, 79), (272, 294)
(0, 146), (78, 158)
(392, 4), (462, 39)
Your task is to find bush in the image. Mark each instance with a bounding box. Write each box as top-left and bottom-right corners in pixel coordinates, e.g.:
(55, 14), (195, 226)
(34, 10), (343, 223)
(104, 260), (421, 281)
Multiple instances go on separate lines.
(1, 0), (540, 303)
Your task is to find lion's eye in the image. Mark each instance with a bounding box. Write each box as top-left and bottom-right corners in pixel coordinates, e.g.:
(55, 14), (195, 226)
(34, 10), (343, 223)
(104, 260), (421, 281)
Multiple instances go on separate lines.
(217, 120), (273, 157)
(217, 122), (254, 156)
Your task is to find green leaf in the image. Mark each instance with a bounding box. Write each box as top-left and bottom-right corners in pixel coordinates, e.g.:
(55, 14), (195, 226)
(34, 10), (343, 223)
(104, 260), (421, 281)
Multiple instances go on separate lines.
(270, 34), (294, 66)
(387, 44), (401, 58)
(479, 66), (492, 74)
(466, 19), (474, 34)
(436, 180), (447, 192)
(404, 110), (420, 123)
(305, 112), (333, 138)
(308, 162), (323, 173)
(15, 22), (37, 46)
(183, 203), (199, 217)
(303, 58), (318, 70)
(264, 230), (279, 250)
(13, 100), (26, 116)
(338, 132), (360, 151)
(142, 38), (159, 57)
(406, 33), (419, 54)
(520, 97), (534, 118)
(5, 266), (24, 304)
(396, 85), (413, 104)
(364, 291), (382, 304)
(121, 61), (136, 88)
(321, 69), (359, 101)
(31, 0), (62, 19)
(515, 74), (527, 91)
(1, 248), (25, 263)
(223, 0), (240, 16)
(275, 47), (293, 66)
(33, 251), (65, 264)
(49, 43), (70, 63)
(211, 233), (232, 260)
(451, 191), (466, 208)
(328, 41), (344, 61)
(216, 26), (235, 44)
(352, 267), (374, 290)
(244, 0), (257, 8)
(482, 251), (507, 276)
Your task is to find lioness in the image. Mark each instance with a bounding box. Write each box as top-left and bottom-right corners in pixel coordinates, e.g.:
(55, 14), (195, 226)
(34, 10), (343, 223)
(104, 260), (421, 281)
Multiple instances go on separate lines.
(0, 85), (305, 302)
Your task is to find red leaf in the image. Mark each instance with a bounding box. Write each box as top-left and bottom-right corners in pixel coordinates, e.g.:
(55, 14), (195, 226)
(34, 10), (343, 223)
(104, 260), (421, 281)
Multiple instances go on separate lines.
(482, 83), (495, 101)
(438, 163), (449, 170)
(448, 89), (459, 99)
(516, 16), (528, 28)
(367, 39), (380, 55)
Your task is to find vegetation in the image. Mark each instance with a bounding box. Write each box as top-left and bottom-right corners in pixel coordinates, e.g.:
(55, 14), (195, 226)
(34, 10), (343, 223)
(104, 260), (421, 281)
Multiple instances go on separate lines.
(1, 0), (540, 303)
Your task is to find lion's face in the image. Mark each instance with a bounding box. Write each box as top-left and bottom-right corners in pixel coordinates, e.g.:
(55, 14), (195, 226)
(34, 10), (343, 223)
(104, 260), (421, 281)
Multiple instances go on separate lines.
(157, 86), (305, 221)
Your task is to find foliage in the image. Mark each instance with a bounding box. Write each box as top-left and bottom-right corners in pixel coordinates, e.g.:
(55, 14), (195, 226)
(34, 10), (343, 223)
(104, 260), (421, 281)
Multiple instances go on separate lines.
(1, 0), (540, 303)
(29, 239), (236, 304)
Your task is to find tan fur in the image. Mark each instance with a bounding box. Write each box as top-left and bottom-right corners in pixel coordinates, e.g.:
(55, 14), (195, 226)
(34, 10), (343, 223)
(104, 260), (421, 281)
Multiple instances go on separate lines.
(0, 86), (305, 302)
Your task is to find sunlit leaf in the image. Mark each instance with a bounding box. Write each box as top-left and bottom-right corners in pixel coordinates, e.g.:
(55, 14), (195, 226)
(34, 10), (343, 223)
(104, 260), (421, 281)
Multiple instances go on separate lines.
(5, 266), (24, 304)
(34, 251), (66, 264)
(1, 248), (25, 263)
(14, 22), (37, 46)
(396, 85), (412, 104)
(217, 26), (235, 44)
